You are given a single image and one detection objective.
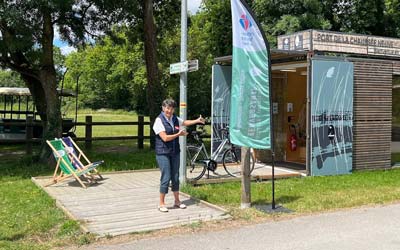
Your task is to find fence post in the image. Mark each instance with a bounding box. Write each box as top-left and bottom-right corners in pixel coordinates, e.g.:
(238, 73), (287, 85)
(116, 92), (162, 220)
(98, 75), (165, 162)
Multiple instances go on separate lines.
(85, 115), (92, 149)
(138, 115), (144, 149)
(26, 116), (33, 155)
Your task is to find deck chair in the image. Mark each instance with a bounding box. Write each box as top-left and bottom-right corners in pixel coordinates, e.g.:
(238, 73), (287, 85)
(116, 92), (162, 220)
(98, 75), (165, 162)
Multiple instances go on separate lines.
(61, 136), (103, 180)
(46, 139), (101, 188)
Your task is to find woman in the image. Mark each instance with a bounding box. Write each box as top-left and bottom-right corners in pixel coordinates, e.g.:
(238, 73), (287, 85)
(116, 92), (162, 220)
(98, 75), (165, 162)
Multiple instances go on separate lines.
(153, 98), (205, 212)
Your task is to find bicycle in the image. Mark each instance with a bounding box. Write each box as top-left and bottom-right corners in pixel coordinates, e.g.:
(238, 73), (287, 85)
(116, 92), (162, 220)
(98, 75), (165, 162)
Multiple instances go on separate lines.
(186, 126), (255, 181)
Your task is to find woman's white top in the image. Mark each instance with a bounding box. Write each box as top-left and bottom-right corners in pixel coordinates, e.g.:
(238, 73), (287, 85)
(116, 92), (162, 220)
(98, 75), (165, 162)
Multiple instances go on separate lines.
(153, 113), (184, 135)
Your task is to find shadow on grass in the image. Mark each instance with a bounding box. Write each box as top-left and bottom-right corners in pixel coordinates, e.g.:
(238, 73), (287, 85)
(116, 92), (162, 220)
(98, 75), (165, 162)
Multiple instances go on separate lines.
(252, 195), (302, 205)
(0, 154), (54, 179)
(0, 233), (26, 241)
(0, 141), (158, 179)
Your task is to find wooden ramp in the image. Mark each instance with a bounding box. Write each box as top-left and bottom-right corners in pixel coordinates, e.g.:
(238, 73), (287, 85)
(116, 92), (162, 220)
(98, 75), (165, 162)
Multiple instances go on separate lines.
(32, 171), (229, 237)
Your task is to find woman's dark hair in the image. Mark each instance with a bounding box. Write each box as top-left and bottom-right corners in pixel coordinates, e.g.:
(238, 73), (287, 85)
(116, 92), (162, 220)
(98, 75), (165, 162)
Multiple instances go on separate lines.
(162, 98), (176, 108)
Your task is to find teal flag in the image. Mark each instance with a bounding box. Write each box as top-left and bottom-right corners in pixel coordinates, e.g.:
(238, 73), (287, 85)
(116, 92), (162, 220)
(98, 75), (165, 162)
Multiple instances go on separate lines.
(230, 0), (271, 149)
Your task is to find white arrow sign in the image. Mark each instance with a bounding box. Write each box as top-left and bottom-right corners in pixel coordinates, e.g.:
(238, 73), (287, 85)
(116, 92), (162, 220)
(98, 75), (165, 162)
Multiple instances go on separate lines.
(170, 61), (188, 74)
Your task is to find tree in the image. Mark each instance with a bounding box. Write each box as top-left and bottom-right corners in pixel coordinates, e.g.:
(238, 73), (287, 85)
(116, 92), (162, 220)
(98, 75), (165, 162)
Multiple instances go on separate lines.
(253, 0), (400, 44)
(143, 0), (164, 131)
(64, 32), (147, 112)
(0, 1), (138, 160)
(0, 70), (25, 87)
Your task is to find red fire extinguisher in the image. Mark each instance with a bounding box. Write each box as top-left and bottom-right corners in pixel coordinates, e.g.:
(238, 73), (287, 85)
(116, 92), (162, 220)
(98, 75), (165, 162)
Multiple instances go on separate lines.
(289, 125), (297, 151)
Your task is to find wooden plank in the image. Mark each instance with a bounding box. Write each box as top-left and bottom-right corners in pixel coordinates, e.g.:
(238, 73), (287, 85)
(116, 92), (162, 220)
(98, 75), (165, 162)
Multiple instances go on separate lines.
(351, 59), (392, 171)
(393, 62), (400, 75)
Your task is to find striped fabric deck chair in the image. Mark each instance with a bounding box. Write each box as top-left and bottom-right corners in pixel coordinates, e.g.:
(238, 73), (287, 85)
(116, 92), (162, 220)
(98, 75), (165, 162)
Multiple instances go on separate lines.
(61, 136), (103, 180)
(46, 139), (101, 188)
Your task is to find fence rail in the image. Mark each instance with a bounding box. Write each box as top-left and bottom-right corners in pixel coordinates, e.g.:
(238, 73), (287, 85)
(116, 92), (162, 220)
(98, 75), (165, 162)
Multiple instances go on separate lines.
(1, 115), (211, 155)
(1, 115), (151, 154)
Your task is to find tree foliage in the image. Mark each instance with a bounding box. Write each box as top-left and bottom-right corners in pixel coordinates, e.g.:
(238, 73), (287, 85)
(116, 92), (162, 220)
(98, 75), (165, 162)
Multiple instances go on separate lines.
(0, 0), (140, 159)
(64, 32), (148, 113)
(0, 70), (24, 87)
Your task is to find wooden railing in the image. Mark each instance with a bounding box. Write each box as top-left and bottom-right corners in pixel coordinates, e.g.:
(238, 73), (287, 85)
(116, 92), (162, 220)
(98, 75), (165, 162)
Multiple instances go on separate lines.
(1, 115), (211, 155)
(75, 115), (151, 149)
(1, 115), (151, 154)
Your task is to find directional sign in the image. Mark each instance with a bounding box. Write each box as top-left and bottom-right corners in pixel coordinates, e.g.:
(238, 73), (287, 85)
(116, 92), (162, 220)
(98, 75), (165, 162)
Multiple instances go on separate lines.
(188, 59), (199, 72)
(170, 61), (188, 74)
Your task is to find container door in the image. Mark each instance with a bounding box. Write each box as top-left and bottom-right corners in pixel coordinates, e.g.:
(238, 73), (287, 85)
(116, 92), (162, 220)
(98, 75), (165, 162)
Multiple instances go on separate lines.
(211, 65), (232, 161)
(310, 59), (353, 176)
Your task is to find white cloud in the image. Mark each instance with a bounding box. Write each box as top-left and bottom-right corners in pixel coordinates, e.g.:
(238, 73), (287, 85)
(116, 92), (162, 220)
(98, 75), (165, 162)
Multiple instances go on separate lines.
(188, 0), (201, 14)
(60, 45), (76, 55)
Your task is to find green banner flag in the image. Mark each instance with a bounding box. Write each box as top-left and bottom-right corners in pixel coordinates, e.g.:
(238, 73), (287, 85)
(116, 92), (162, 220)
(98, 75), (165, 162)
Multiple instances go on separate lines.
(230, 0), (271, 149)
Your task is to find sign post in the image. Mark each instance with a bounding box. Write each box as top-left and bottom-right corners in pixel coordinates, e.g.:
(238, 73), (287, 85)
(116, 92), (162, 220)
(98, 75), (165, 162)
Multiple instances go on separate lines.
(174, 0), (199, 185)
(179, 0), (188, 185)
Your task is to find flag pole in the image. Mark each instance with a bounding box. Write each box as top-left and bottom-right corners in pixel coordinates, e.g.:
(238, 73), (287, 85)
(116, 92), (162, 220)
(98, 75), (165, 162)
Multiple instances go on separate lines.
(237, 0), (275, 209)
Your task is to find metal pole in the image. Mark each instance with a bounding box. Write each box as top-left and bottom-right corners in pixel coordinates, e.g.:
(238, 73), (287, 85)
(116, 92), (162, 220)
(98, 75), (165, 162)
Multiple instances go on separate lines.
(265, 27), (275, 210)
(179, 0), (188, 184)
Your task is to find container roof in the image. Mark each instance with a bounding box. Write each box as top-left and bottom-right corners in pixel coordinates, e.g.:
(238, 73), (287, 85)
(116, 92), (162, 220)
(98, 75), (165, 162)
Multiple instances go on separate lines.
(214, 49), (307, 64)
(0, 87), (75, 97)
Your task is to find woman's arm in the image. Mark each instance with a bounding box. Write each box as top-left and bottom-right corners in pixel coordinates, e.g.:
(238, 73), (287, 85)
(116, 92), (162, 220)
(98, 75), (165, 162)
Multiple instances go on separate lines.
(182, 115), (205, 126)
(158, 130), (188, 142)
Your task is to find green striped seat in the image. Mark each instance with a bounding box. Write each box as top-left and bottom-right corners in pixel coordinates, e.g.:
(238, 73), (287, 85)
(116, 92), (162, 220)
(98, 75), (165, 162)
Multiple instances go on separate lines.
(46, 139), (101, 188)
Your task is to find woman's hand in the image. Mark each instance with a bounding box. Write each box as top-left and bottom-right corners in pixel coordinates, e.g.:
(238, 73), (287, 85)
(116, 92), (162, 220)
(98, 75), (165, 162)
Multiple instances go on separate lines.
(178, 129), (189, 136)
(196, 115), (205, 124)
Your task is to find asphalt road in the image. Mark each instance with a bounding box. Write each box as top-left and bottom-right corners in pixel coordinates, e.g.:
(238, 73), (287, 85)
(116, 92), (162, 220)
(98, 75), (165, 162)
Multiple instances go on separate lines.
(86, 203), (400, 250)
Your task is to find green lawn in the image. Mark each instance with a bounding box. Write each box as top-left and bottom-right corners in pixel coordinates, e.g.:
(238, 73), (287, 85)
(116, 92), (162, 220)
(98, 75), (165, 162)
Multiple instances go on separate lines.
(0, 109), (157, 249)
(0, 155), (92, 250)
(182, 168), (400, 217)
(70, 108), (151, 138)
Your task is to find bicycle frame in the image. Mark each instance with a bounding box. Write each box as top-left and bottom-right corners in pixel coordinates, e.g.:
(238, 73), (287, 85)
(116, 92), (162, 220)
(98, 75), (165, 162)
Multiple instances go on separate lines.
(210, 138), (229, 161)
(188, 143), (209, 166)
(188, 128), (232, 166)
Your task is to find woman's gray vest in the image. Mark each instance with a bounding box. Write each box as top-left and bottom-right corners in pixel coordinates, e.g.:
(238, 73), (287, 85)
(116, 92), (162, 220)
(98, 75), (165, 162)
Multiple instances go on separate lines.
(155, 113), (180, 155)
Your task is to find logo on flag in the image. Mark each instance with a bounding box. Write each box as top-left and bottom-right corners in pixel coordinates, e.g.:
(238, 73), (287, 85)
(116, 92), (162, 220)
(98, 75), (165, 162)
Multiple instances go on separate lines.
(239, 14), (252, 31)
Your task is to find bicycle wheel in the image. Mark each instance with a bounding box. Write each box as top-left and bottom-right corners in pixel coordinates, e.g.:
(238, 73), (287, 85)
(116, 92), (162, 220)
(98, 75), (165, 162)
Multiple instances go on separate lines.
(186, 145), (207, 181)
(222, 148), (255, 177)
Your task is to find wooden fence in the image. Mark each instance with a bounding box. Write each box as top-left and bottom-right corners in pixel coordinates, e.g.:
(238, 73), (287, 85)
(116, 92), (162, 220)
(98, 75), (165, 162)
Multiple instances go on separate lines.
(1, 115), (151, 154)
(75, 115), (151, 150)
(1, 115), (210, 154)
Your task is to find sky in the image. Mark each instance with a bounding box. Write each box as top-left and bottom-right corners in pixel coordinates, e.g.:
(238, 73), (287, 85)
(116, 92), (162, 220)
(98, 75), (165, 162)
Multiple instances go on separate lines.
(54, 1), (202, 55)
(188, 0), (202, 14)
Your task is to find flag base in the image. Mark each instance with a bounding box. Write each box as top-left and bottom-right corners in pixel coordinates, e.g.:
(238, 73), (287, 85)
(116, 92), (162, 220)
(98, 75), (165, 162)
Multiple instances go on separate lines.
(254, 204), (292, 214)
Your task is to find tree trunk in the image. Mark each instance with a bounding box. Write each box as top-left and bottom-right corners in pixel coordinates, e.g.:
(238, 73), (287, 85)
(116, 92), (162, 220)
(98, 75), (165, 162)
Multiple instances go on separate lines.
(36, 9), (62, 161)
(143, 0), (164, 149)
(22, 75), (47, 122)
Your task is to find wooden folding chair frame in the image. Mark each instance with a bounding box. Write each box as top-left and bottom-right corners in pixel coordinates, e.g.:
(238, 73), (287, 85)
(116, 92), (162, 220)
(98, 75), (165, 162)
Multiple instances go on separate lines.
(44, 139), (100, 188)
(61, 136), (103, 180)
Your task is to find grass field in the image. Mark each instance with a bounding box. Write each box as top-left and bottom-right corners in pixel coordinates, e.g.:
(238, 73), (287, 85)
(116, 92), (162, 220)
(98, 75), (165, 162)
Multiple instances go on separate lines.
(182, 168), (400, 217)
(2, 109), (400, 249)
(0, 109), (156, 249)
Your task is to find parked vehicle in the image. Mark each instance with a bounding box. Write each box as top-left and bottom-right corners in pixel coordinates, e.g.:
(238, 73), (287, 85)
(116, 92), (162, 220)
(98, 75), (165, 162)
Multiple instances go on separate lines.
(0, 87), (77, 141)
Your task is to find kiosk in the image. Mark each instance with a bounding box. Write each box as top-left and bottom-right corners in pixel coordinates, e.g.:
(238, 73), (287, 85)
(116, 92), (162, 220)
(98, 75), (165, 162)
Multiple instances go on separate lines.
(212, 29), (400, 176)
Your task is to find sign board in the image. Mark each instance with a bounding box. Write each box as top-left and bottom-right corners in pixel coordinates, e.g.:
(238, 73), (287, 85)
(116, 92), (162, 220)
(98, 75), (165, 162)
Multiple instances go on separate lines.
(188, 60), (199, 72)
(310, 59), (353, 176)
(170, 60), (199, 74)
(278, 29), (400, 58)
(169, 61), (188, 74)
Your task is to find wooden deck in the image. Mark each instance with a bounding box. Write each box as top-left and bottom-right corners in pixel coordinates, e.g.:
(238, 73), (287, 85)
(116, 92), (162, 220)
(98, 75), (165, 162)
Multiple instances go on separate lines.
(32, 171), (230, 237)
(32, 165), (302, 236)
(188, 163), (304, 185)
